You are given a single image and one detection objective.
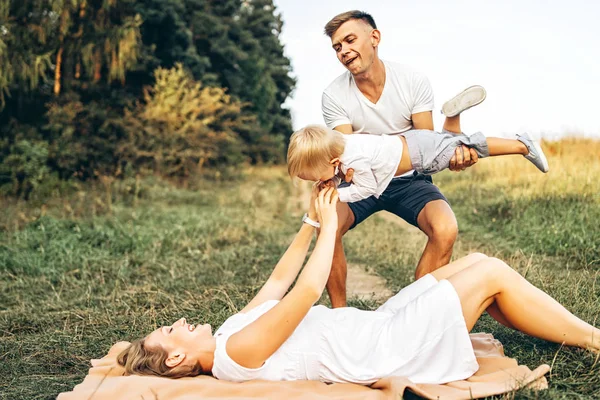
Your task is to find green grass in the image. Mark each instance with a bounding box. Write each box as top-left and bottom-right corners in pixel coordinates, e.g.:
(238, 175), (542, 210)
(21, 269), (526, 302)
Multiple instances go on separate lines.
(1, 141), (600, 399)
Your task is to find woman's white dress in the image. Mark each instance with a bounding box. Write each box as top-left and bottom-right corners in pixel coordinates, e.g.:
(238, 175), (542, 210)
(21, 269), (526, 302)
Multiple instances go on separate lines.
(212, 275), (479, 385)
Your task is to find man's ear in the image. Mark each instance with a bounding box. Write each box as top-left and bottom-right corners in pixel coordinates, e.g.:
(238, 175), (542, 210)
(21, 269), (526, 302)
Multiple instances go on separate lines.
(330, 157), (340, 166)
(370, 29), (381, 47)
(165, 353), (186, 368)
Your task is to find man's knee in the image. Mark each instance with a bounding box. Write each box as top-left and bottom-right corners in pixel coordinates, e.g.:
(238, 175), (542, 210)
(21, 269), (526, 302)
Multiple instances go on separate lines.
(418, 200), (457, 236)
(427, 217), (458, 248)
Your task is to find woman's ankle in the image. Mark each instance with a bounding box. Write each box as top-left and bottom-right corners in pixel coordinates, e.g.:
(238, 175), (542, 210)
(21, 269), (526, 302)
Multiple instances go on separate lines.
(588, 330), (600, 352)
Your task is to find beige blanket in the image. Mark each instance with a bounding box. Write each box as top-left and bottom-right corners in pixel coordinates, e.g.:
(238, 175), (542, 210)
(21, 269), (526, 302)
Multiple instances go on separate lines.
(57, 333), (550, 400)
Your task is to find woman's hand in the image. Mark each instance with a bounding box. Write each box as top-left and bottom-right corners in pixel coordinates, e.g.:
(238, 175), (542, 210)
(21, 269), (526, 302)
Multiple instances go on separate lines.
(307, 182), (320, 220)
(315, 187), (339, 231)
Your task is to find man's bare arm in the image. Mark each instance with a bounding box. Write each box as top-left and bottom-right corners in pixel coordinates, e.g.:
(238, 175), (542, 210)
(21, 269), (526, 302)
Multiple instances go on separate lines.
(411, 111), (434, 130)
(333, 124), (353, 134)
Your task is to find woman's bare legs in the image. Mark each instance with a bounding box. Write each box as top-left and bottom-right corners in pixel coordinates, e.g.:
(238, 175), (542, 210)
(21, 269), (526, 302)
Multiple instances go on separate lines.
(430, 254), (515, 329)
(448, 258), (600, 351)
(429, 252), (487, 279)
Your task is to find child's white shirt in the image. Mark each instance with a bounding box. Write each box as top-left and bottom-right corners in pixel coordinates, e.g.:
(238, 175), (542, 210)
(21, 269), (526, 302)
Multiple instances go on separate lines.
(337, 134), (403, 203)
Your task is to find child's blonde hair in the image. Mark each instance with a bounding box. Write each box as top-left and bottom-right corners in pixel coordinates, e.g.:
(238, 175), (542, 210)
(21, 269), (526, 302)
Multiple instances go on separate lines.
(287, 125), (346, 179)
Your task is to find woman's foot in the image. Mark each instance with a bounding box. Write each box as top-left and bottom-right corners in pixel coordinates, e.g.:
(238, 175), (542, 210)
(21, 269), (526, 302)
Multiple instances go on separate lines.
(517, 132), (549, 173)
(441, 85), (487, 117)
(586, 328), (600, 353)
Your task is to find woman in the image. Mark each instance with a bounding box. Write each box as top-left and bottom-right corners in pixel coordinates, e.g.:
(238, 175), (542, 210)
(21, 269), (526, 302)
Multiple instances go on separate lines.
(118, 186), (600, 384)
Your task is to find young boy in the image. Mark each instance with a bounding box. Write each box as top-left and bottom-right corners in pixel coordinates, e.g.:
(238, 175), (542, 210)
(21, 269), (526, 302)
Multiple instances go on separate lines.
(287, 122), (548, 204)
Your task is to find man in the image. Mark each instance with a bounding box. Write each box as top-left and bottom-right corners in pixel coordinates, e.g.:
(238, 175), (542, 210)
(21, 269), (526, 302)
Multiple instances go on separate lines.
(320, 10), (484, 308)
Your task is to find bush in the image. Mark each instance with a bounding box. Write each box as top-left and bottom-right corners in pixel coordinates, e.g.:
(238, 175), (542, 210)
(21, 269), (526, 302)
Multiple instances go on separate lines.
(119, 64), (251, 177)
(0, 138), (51, 198)
(44, 92), (126, 179)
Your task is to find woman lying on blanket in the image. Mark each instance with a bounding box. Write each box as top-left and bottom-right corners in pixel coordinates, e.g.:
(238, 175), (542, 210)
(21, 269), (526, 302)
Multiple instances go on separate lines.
(117, 186), (600, 384)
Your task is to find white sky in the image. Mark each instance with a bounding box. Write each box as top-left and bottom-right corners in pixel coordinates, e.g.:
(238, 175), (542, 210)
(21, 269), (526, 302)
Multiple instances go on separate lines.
(274, 0), (600, 139)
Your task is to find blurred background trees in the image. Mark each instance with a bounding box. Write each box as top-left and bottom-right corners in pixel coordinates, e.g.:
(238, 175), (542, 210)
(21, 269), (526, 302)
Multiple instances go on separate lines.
(0, 0), (295, 197)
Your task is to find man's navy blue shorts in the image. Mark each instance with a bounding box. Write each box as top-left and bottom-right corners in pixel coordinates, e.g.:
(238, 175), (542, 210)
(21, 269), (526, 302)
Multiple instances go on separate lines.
(346, 172), (449, 230)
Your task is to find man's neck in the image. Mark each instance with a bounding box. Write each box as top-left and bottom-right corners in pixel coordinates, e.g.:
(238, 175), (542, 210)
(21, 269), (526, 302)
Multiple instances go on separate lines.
(353, 58), (386, 104)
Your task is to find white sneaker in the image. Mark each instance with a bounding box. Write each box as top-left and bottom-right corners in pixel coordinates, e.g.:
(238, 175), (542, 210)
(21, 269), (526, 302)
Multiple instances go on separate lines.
(517, 132), (549, 173)
(441, 85), (487, 117)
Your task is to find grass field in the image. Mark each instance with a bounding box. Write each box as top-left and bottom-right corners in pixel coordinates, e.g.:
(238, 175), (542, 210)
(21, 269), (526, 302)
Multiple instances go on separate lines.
(1, 139), (599, 399)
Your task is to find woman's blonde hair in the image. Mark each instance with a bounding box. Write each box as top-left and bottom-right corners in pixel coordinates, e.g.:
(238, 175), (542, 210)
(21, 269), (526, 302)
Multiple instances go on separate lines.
(287, 125), (345, 179)
(117, 338), (203, 379)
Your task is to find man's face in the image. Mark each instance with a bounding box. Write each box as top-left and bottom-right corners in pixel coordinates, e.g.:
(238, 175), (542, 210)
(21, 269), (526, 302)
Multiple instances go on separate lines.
(330, 19), (378, 76)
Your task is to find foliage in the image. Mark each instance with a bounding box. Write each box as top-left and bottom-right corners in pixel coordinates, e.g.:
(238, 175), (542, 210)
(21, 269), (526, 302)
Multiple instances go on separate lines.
(0, 0), (55, 106)
(432, 138), (600, 268)
(0, 0), (142, 101)
(44, 92), (126, 179)
(0, 138), (50, 197)
(119, 63), (249, 176)
(0, 0), (295, 189)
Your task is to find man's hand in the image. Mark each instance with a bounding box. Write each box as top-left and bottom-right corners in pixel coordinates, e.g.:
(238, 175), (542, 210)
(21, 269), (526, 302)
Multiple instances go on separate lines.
(341, 168), (354, 183)
(449, 146), (479, 171)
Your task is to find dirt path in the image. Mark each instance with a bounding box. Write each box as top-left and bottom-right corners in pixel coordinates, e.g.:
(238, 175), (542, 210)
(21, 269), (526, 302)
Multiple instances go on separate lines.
(295, 181), (392, 301)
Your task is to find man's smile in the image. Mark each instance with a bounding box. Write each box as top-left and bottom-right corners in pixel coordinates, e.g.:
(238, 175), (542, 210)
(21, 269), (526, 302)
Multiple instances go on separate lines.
(344, 56), (358, 66)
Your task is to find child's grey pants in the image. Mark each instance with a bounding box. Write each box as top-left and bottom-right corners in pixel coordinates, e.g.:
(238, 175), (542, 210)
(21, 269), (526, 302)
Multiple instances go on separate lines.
(402, 129), (490, 175)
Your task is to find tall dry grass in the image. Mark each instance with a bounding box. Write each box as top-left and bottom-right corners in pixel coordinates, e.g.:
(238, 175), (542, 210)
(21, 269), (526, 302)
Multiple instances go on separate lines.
(433, 138), (600, 268)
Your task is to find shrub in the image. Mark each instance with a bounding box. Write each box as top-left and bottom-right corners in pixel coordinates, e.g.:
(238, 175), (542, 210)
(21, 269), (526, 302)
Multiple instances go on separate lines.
(44, 92), (126, 179)
(0, 138), (51, 198)
(119, 64), (250, 177)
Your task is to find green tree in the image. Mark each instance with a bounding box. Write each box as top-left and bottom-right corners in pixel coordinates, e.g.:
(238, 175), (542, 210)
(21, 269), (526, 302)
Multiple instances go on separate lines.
(50, 0), (142, 95)
(133, 0), (210, 82)
(0, 0), (55, 108)
(184, 0), (295, 137)
(0, 0), (142, 104)
(238, 0), (294, 135)
(0, 0), (295, 189)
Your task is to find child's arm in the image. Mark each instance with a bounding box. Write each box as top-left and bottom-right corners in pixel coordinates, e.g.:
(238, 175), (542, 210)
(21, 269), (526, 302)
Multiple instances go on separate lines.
(337, 160), (378, 202)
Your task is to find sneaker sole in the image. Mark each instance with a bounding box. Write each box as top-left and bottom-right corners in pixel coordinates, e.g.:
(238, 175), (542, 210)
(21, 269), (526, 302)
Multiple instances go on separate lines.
(529, 140), (549, 173)
(442, 85), (487, 117)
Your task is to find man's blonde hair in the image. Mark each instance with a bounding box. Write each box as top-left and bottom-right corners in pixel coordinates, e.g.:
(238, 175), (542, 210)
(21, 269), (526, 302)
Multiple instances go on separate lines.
(287, 125), (345, 179)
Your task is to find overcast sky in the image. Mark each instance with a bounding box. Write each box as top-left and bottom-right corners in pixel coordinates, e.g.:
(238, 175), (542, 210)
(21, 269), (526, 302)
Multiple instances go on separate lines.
(274, 0), (600, 139)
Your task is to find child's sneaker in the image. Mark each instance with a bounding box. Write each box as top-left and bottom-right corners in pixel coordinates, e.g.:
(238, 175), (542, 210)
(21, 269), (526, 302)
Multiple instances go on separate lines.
(517, 133), (549, 173)
(441, 85), (487, 117)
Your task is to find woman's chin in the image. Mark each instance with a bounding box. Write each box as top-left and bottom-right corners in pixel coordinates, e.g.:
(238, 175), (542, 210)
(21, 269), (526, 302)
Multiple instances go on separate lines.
(195, 323), (212, 336)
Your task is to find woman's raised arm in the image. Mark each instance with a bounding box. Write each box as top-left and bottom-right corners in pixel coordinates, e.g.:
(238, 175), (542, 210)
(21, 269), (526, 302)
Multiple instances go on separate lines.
(228, 188), (339, 368)
(240, 183), (321, 313)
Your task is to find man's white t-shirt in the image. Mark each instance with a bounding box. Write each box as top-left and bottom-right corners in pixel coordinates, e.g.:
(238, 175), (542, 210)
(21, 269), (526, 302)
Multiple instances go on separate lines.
(321, 60), (434, 135)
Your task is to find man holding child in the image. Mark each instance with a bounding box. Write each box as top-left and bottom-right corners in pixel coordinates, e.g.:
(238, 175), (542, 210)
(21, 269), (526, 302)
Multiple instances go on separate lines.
(316, 10), (486, 308)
